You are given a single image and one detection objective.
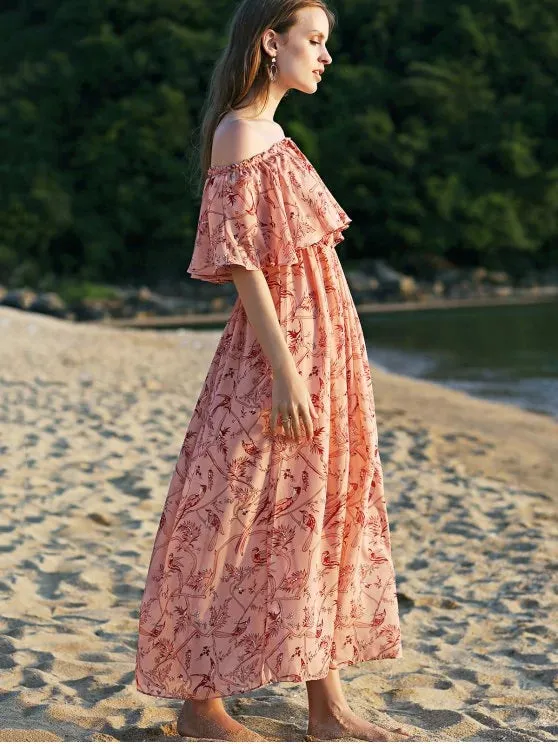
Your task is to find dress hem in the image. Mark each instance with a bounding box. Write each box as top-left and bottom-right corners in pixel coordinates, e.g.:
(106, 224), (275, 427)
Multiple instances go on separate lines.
(135, 647), (403, 701)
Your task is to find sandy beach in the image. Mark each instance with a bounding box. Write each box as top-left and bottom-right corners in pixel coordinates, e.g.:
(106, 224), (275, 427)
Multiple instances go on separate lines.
(0, 304), (556, 742)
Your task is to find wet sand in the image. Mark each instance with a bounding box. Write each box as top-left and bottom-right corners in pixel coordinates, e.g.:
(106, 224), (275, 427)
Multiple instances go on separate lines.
(0, 305), (556, 742)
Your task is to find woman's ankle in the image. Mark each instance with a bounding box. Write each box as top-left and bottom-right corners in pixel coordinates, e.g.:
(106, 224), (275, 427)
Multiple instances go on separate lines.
(180, 697), (226, 714)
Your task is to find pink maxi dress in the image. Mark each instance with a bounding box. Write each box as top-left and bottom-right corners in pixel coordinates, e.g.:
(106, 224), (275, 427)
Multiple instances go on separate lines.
(135, 136), (403, 701)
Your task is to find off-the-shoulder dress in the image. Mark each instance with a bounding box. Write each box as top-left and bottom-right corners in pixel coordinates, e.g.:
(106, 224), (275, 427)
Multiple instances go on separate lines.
(135, 136), (403, 701)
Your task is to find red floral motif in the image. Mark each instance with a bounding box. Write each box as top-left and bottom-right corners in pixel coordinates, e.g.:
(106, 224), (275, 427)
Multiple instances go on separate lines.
(135, 136), (402, 701)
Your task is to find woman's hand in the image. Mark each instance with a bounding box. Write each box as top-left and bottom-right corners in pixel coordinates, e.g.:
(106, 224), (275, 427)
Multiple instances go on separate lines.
(270, 365), (319, 442)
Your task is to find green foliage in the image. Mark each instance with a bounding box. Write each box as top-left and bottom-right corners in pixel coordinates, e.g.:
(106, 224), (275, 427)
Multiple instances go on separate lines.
(1, 0), (557, 285)
(54, 279), (122, 304)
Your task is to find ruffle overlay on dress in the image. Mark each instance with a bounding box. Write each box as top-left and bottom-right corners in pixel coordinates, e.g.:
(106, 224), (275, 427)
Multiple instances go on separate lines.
(187, 137), (352, 284)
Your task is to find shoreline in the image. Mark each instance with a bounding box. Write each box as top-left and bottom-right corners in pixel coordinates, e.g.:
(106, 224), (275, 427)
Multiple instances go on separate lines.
(94, 292), (558, 422)
(2, 303), (556, 497)
(99, 290), (558, 329)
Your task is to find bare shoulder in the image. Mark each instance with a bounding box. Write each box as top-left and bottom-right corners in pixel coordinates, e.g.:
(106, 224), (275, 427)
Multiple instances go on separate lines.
(211, 118), (285, 168)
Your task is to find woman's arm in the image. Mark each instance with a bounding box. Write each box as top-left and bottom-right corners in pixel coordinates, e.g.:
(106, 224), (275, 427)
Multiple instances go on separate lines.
(230, 266), (296, 377)
(212, 117), (296, 375)
(212, 119), (318, 440)
(230, 265), (317, 442)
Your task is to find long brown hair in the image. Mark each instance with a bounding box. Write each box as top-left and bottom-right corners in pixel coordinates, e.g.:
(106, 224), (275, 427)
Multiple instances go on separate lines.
(194, 0), (336, 192)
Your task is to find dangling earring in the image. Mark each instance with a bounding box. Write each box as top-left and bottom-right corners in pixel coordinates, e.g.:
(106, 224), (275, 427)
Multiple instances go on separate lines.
(268, 55), (278, 82)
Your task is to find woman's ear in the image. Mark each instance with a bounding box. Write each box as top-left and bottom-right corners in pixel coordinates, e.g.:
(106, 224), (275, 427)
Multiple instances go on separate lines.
(261, 29), (278, 57)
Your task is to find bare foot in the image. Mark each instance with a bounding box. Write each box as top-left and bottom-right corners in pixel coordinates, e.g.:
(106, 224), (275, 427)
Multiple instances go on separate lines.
(177, 699), (266, 741)
(306, 703), (411, 741)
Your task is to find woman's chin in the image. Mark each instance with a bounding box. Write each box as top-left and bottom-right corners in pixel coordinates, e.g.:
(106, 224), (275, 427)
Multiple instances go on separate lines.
(293, 80), (319, 94)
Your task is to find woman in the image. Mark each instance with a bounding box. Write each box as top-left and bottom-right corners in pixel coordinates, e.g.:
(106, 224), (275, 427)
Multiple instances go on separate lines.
(136, 1), (410, 741)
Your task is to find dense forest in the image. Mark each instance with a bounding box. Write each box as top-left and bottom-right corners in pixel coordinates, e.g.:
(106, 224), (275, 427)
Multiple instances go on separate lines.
(1, 0), (558, 289)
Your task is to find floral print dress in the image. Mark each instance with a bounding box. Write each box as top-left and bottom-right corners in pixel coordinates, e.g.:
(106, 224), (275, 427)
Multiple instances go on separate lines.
(135, 136), (403, 701)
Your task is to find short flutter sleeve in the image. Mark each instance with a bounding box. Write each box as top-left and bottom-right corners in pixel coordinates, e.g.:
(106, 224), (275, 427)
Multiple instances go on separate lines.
(187, 137), (352, 284)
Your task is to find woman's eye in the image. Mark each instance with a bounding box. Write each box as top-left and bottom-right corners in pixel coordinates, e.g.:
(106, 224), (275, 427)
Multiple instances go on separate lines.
(310, 41), (319, 45)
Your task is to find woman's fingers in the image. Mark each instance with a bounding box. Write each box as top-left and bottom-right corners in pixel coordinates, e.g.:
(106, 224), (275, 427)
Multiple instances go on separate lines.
(270, 403), (318, 442)
(287, 409), (300, 440)
(288, 407), (315, 442)
(299, 407), (313, 440)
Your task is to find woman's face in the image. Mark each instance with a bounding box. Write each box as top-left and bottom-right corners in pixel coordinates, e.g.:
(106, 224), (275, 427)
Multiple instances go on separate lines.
(268, 7), (332, 93)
